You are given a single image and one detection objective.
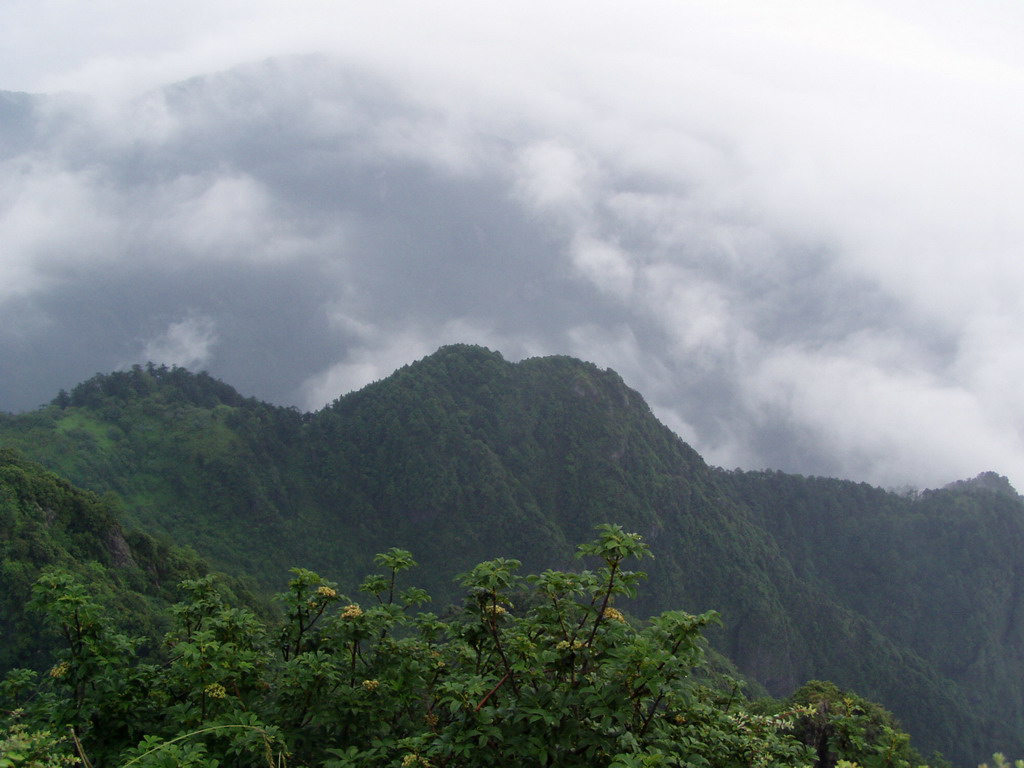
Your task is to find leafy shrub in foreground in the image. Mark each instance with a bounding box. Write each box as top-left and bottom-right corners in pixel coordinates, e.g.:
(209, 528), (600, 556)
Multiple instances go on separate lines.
(2, 525), (938, 767)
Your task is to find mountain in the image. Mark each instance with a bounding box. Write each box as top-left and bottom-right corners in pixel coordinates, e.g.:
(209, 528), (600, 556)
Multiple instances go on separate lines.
(1, 345), (1021, 764)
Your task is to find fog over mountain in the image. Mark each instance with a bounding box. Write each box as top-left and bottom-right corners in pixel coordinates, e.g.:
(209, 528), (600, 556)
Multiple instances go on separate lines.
(2, 2), (1024, 490)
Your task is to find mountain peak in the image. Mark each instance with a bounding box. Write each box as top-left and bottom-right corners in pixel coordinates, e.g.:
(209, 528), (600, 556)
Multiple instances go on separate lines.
(62, 363), (250, 411)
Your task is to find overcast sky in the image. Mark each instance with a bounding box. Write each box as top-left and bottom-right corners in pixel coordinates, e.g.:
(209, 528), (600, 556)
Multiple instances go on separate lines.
(2, 1), (1023, 491)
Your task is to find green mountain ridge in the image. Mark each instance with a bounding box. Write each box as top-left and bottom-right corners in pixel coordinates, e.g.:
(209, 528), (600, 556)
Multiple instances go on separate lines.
(2, 344), (1021, 764)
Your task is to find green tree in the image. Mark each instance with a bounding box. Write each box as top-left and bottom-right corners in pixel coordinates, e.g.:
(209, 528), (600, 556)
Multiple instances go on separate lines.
(3, 526), (957, 768)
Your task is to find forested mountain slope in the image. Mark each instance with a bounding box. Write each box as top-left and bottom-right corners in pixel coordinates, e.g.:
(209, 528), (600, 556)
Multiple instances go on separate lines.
(1, 345), (1021, 763)
(719, 469), (1024, 758)
(0, 448), (219, 672)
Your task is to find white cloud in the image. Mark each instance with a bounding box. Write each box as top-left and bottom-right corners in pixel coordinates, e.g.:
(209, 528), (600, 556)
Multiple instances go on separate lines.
(0, 161), (118, 300)
(513, 142), (596, 222)
(147, 173), (297, 263)
(570, 235), (635, 301)
(142, 315), (218, 370)
(745, 342), (1024, 488)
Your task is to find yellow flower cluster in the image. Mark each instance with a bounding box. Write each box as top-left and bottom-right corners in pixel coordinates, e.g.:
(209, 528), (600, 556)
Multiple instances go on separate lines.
(204, 682), (227, 699)
(49, 661), (70, 679)
(602, 607), (626, 623)
(316, 585), (337, 598)
(342, 603), (363, 619)
(555, 639), (585, 651)
(361, 679), (380, 692)
(401, 754), (430, 767)
(485, 604), (507, 616)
